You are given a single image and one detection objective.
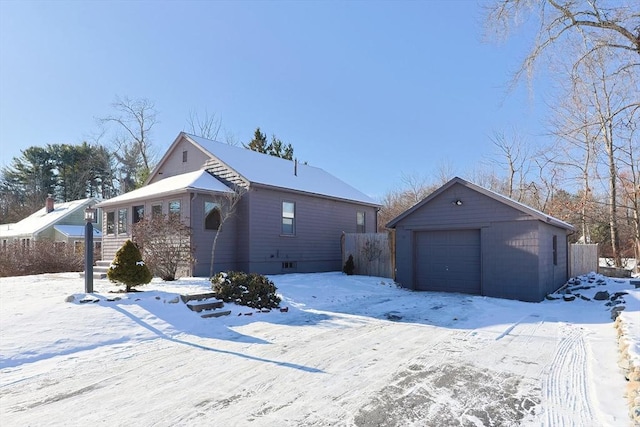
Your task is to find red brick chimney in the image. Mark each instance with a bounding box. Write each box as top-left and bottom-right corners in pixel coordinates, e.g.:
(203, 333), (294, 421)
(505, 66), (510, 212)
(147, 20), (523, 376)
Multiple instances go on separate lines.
(46, 194), (54, 213)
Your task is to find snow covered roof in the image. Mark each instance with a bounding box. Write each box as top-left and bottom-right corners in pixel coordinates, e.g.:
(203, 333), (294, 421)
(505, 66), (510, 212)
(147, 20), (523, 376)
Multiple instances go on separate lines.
(54, 225), (102, 238)
(96, 169), (233, 208)
(386, 176), (575, 231)
(182, 133), (379, 206)
(0, 198), (99, 238)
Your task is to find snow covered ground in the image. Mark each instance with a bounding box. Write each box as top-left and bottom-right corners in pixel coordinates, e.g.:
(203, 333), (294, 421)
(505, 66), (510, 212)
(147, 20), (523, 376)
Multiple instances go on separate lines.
(1, 271), (638, 426)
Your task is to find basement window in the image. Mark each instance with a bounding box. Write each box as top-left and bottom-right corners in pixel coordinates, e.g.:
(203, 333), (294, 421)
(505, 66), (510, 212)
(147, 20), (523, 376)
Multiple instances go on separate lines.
(282, 261), (296, 270)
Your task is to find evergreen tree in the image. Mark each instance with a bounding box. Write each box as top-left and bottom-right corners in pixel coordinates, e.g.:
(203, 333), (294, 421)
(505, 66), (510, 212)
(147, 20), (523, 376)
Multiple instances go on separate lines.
(244, 127), (294, 160)
(107, 240), (152, 292)
(268, 136), (294, 160)
(244, 127), (269, 154)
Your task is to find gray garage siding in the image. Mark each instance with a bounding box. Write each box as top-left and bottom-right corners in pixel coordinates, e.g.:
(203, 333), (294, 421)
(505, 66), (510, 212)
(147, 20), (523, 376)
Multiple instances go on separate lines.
(389, 178), (574, 302)
(481, 221), (541, 301)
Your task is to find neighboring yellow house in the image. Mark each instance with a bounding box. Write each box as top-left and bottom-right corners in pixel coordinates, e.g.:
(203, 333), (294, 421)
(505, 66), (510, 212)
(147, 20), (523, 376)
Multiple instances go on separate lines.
(0, 196), (102, 253)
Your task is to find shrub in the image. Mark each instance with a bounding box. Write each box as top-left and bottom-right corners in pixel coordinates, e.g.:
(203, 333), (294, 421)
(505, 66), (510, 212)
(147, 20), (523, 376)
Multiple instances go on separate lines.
(107, 240), (153, 292)
(343, 254), (355, 275)
(132, 215), (194, 281)
(211, 271), (281, 309)
(0, 240), (83, 277)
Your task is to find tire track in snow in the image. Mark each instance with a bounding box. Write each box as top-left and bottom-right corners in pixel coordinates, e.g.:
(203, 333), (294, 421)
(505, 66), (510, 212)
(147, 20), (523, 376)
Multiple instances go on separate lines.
(541, 324), (596, 427)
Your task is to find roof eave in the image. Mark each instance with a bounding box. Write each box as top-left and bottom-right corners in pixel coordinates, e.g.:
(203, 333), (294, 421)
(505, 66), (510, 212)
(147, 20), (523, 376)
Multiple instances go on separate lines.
(250, 182), (380, 208)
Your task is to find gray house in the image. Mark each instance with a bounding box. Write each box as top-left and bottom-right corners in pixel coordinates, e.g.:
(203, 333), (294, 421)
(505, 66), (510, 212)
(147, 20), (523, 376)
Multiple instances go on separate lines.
(96, 132), (380, 276)
(387, 177), (575, 302)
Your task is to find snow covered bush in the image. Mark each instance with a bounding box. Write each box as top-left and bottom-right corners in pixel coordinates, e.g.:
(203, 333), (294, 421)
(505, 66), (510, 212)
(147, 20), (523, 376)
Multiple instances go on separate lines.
(107, 240), (152, 292)
(211, 271), (281, 309)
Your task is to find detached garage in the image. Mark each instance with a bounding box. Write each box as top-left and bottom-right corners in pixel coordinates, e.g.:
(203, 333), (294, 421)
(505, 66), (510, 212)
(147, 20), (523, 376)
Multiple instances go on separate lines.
(387, 177), (575, 302)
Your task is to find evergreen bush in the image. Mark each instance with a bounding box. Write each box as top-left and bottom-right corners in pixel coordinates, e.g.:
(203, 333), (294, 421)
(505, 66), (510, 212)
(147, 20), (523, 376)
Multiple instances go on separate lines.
(343, 254), (355, 275)
(107, 240), (152, 292)
(211, 271), (281, 309)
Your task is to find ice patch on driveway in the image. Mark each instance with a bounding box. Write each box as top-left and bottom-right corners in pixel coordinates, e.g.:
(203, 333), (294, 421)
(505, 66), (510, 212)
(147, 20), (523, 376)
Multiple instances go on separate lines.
(354, 363), (539, 427)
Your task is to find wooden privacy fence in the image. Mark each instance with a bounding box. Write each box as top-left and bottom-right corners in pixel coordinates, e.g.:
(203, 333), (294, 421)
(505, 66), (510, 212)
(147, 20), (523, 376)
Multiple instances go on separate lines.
(341, 232), (395, 278)
(569, 243), (599, 277)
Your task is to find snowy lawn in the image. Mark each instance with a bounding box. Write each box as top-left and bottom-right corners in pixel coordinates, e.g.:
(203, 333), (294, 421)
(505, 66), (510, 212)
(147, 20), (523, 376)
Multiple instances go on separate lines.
(0, 272), (638, 426)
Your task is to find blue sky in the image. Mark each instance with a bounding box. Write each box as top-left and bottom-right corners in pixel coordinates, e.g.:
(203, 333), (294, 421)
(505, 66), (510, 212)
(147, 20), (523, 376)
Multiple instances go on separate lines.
(0, 0), (550, 200)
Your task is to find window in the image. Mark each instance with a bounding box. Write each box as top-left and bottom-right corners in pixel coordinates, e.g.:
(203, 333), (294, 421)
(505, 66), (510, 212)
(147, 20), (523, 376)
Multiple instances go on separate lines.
(552, 235), (558, 265)
(152, 204), (163, 218)
(282, 261), (296, 270)
(169, 200), (181, 218)
(205, 201), (221, 230)
(356, 211), (366, 233)
(106, 211), (115, 235)
(133, 205), (144, 223)
(282, 201), (295, 235)
(182, 150), (188, 163)
(117, 208), (128, 234)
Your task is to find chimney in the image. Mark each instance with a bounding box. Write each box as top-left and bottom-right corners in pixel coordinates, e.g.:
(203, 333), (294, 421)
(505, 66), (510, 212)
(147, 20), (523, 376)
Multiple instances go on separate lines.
(46, 194), (54, 213)
(294, 159), (298, 177)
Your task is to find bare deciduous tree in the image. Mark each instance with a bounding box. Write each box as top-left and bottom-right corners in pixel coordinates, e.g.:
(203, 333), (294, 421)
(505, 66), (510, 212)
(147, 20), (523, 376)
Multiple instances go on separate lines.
(484, 0), (639, 84)
(209, 187), (246, 277)
(185, 109), (222, 140)
(486, 129), (533, 201)
(99, 96), (158, 191)
(132, 214), (194, 281)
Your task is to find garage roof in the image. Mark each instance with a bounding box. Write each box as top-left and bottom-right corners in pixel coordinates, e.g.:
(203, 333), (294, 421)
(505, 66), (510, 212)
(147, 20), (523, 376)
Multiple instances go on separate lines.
(386, 176), (575, 231)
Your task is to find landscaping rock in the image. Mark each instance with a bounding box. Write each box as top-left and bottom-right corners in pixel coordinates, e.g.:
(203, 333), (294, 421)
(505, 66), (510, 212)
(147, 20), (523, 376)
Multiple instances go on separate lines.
(611, 291), (628, 301)
(593, 291), (610, 301)
(610, 306), (625, 320)
(563, 295), (576, 302)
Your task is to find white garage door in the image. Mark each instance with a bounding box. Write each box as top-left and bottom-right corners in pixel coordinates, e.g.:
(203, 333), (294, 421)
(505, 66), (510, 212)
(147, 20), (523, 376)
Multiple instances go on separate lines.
(415, 229), (481, 294)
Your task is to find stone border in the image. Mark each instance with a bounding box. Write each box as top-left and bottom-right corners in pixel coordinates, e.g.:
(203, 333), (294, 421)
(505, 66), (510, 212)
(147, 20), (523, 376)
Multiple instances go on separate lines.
(614, 314), (640, 423)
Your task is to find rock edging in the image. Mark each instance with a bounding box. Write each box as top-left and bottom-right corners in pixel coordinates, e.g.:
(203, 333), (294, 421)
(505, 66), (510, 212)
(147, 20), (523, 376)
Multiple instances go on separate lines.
(614, 314), (640, 423)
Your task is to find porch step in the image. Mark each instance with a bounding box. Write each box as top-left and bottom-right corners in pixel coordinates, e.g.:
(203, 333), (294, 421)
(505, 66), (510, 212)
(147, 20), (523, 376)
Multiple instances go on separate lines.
(181, 292), (230, 318)
(180, 292), (218, 303)
(186, 300), (225, 312)
(80, 260), (110, 279)
(201, 310), (232, 318)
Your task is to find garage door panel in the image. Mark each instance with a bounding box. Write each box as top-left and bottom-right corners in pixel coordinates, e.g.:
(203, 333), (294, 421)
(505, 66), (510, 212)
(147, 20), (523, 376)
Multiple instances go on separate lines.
(415, 230), (481, 294)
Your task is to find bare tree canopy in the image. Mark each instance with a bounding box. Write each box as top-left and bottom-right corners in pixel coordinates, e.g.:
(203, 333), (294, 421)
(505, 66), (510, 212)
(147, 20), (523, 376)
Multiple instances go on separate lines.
(185, 109), (222, 141)
(98, 96), (159, 192)
(484, 0), (640, 81)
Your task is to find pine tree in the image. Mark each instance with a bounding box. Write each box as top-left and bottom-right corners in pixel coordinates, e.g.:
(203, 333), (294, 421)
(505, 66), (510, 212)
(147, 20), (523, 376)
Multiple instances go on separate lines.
(244, 127), (269, 154)
(107, 240), (152, 292)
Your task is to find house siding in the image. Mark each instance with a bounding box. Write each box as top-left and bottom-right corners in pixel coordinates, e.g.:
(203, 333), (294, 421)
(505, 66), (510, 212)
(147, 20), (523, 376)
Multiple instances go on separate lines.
(393, 181), (570, 302)
(245, 186), (378, 274)
(190, 192), (239, 276)
(100, 194), (192, 267)
(148, 138), (211, 183)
